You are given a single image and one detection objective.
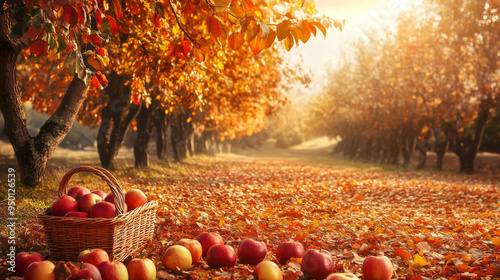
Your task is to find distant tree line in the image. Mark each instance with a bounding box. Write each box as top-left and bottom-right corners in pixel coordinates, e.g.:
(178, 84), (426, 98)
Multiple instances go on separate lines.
(306, 0), (499, 172)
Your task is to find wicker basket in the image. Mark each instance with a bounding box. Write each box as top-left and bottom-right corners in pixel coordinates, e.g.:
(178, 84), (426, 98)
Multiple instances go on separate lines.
(38, 166), (158, 261)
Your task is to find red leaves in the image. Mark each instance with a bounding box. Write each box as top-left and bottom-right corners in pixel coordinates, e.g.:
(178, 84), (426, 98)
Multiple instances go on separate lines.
(207, 17), (223, 38)
(88, 34), (103, 47)
(394, 248), (412, 260)
(181, 40), (192, 56)
(63, 5), (78, 27)
(77, 4), (88, 25)
(29, 40), (48, 56)
(91, 71), (108, 89)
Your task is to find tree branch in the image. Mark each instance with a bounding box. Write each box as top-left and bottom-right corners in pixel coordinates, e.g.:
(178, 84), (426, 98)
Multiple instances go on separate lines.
(167, 0), (198, 46)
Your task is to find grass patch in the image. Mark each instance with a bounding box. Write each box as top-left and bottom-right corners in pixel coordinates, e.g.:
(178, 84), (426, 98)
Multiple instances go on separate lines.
(305, 156), (400, 172)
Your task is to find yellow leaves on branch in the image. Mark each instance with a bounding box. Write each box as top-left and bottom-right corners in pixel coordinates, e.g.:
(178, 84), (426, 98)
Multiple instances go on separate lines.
(228, 32), (245, 50)
(201, 0), (337, 54)
(225, 18), (330, 53)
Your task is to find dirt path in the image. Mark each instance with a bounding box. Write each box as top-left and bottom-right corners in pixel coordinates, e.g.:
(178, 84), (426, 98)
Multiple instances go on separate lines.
(1, 138), (500, 182)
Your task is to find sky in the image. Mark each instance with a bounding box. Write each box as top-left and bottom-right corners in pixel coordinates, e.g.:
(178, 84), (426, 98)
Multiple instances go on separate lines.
(285, 0), (420, 96)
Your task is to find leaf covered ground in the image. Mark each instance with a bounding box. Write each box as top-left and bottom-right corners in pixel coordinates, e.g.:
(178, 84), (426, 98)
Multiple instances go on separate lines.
(1, 156), (500, 279)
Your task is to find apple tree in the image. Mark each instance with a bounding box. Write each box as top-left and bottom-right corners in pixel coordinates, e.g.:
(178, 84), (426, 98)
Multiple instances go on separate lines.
(2, 0), (340, 186)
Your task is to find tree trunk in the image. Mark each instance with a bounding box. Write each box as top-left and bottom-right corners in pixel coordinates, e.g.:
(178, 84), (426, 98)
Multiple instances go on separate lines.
(435, 141), (447, 170)
(97, 72), (141, 169)
(170, 109), (194, 161)
(134, 103), (156, 168)
(453, 99), (490, 173)
(171, 113), (186, 162)
(0, 4), (89, 187)
(154, 109), (168, 160)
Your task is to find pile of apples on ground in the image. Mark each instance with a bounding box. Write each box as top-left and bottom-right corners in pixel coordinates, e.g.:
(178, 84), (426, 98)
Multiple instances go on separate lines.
(15, 234), (393, 280)
(15, 186), (394, 280)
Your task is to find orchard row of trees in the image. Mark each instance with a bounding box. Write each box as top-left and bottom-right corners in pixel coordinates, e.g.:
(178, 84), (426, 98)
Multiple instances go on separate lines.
(1, 0), (342, 187)
(306, 0), (499, 172)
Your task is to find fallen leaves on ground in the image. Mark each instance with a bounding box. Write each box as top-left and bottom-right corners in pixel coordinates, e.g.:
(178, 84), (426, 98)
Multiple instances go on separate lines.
(1, 157), (499, 279)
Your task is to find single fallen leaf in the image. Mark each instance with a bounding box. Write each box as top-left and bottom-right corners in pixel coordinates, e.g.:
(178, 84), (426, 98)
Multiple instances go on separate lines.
(394, 248), (412, 260)
(491, 237), (500, 247)
(414, 254), (428, 266)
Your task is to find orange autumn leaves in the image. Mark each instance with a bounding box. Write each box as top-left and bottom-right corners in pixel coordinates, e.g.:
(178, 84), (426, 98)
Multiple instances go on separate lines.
(129, 158), (500, 279)
(3, 158), (500, 278)
(17, 0), (339, 100)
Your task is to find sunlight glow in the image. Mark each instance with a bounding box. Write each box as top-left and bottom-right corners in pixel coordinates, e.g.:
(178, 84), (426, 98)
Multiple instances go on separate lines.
(288, 0), (422, 95)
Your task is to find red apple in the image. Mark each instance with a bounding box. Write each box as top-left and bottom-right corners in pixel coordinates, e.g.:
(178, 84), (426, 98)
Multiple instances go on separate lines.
(91, 190), (107, 200)
(69, 262), (102, 280)
(238, 238), (267, 265)
(176, 238), (203, 263)
(195, 232), (224, 257)
(79, 193), (103, 213)
(206, 245), (236, 269)
(98, 261), (128, 280)
(64, 211), (89, 218)
(77, 248), (110, 268)
(126, 258), (156, 280)
(326, 273), (360, 280)
(89, 201), (116, 218)
(14, 252), (45, 277)
(125, 189), (148, 211)
(103, 193), (127, 213)
(104, 193), (115, 204)
(162, 245), (192, 271)
(67, 186), (91, 201)
(301, 249), (335, 280)
(23, 260), (55, 280)
(276, 241), (305, 265)
(50, 195), (79, 216)
(253, 261), (283, 280)
(362, 256), (393, 280)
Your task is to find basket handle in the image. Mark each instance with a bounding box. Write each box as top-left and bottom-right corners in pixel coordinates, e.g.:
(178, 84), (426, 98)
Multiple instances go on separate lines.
(58, 166), (126, 216)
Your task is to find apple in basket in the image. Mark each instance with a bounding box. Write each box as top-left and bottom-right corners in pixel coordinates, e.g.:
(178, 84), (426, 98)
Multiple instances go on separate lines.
(50, 195), (79, 216)
(125, 189), (148, 211)
(64, 211), (89, 218)
(90, 201), (116, 218)
(67, 186), (91, 201)
(79, 193), (103, 213)
(91, 190), (107, 200)
(104, 193), (128, 213)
